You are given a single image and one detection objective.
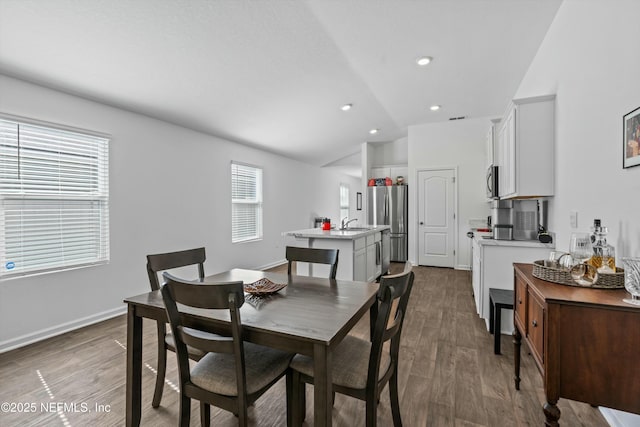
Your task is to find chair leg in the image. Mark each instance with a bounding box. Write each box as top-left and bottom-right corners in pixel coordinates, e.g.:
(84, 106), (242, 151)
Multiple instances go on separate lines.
(179, 395), (191, 427)
(299, 379), (306, 422)
(290, 370), (305, 425)
(200, 403), (210, 427)
(238, 404), (248, 427)
(286, 370), (293, 427)
(390, 370), (403, 427)
(365, 395), (378, 427)
(152, 328), (167, 408)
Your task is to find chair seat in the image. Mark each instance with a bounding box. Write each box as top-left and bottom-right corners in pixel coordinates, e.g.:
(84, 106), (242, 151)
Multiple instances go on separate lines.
(191, 342), (293, 396)
(165, 332), (206, 358)
(290, 335), (391, 390)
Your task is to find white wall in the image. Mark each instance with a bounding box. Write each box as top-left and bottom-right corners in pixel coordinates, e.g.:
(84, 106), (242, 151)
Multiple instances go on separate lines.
(515, 1), (640, 424)
(408, 118), (490, 269)
(370, 137), (409, 166)
(0, 74), (361, 351)
(516, 0), (640, 257)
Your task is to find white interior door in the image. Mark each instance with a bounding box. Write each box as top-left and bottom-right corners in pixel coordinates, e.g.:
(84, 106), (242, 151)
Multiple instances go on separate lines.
(418, 168), (456, 267)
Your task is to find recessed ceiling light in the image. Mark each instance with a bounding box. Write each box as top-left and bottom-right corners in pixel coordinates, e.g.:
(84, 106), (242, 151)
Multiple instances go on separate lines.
(369, 129), (379, 135)
(341, 104), (353, 111)
(416, 56), (433, 66)
(430, 105), (441, 111)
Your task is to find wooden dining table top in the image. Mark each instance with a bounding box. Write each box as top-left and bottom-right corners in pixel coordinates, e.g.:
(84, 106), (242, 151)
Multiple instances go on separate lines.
(124, 268), (380, 348)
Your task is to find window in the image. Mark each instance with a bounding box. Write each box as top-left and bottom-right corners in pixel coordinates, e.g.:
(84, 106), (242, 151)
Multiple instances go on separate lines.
(231, 162), (262, 243)
(0, 116), (110, 279)
(339, 183), (349, 220)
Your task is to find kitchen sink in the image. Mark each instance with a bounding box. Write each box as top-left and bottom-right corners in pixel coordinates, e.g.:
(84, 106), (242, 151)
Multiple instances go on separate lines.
(340, 227), (374, 231)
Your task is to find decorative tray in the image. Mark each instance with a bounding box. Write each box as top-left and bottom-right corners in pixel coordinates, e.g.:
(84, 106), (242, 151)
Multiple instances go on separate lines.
(244, 278), (287, 295)
(532, 260), (624, 289)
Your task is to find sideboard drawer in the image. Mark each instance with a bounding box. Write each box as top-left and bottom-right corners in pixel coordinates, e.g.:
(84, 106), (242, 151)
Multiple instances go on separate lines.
(527, 290), (545, 369)
(514, 275), (527, 330)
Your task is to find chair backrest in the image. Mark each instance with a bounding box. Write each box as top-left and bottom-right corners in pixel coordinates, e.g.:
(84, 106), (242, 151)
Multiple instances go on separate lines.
(160, 272), (247, 394)
(146, 247), (206, 291)
(285, 246), (339, 279)
(367, 262), (414, 390)
(381, 261), (413, 324)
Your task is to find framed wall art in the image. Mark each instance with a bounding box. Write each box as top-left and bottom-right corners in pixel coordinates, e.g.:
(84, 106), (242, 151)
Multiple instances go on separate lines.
(623, 106), (640, 168)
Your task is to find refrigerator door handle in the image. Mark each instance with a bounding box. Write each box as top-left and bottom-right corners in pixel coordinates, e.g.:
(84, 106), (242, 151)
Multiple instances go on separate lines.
(384, 188), (389, 224)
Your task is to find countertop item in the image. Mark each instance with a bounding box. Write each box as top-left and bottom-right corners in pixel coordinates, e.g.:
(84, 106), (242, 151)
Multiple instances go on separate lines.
(468, 218), (492, 239)
(283, 225), (390, 240)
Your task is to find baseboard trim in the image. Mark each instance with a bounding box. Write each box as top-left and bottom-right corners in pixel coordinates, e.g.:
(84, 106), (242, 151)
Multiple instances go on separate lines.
(0, 306), (126, 354)
(257, 259), (287, 271)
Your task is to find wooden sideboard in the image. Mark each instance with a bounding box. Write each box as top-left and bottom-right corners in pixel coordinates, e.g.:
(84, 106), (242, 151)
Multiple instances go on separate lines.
(513, 263), (640, 426)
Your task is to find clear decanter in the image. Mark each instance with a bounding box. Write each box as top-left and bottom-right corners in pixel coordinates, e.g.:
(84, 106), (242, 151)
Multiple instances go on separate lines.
(589, 220), (616, 273)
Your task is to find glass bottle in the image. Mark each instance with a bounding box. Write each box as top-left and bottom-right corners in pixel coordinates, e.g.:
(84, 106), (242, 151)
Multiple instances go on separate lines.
(589, 223), (616, 273)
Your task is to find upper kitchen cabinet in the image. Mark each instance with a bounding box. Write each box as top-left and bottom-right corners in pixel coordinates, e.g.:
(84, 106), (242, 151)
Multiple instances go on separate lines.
(497, 95), (555, 199)
(370, 166), (408, 184)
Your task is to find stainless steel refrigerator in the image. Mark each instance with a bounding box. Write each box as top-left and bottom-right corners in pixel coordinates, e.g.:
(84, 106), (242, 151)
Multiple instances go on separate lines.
(368, 185), (408, 262)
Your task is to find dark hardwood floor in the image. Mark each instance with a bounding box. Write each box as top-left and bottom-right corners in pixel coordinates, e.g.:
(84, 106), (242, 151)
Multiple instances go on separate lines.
(0, 264), (608, 426)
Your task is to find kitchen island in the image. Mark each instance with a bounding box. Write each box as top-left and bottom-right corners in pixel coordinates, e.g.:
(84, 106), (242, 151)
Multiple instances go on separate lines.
(283, 226), (390, 282)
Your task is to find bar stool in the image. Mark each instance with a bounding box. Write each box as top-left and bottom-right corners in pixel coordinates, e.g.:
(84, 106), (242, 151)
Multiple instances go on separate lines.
(489, 288), (514, 355)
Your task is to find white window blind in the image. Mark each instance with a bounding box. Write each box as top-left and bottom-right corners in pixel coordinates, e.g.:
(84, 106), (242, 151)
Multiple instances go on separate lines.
(340, 183), (349, 220)
(0, 117), (110, 279)
(231, 162), (262, 243)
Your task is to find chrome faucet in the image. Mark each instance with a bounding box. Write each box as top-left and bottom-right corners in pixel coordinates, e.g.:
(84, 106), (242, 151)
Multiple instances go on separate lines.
(341, 217), (358, 230)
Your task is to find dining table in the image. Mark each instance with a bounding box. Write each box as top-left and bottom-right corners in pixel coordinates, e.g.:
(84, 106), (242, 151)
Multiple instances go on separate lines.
(124, 268), (380, 427)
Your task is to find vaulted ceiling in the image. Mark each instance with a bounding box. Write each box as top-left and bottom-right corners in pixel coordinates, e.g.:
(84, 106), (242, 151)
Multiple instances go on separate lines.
(0, 0), (562, 172)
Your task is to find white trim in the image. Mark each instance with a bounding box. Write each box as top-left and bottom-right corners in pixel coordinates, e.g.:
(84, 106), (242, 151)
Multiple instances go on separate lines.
(0, 306), (125, 353)
(256, 259), (287, 271)
(0, 111), (111, 139)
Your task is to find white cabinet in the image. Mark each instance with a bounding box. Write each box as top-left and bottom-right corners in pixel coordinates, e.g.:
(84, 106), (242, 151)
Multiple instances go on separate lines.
(498, 108), (516, 197)
(472, 238), (482, 315)
(370, 167), (389, 179)
(366, 243), (376, 282)
(390, 166), (408, 184)
(497, 95), (555, 199)
(354, 247), (367, 282)
(370, 166), (408, 185)
(471, 238), (553, 332)
(353, 236), (367, 282)
(285, 229), (385, 282)
(354, 233), (382, 282)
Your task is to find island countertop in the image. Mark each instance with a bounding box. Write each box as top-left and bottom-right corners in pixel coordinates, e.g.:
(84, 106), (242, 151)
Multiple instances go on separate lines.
(283, 225), (390, 240)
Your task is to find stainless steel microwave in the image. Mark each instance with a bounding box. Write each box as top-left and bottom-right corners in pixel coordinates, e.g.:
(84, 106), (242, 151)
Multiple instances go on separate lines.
(486, 165), (499, 199)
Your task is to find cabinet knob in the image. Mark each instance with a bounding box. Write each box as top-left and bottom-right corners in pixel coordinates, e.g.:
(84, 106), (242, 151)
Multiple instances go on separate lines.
(532, 320), (538, 327)
(518, 299), (522, 304)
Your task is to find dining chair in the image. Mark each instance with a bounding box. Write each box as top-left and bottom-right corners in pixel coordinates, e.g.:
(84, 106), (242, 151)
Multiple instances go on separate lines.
(287, 261), (414, 427)
(161, 272), (294, 427)
(146, 247), (207, 408)
(285, 246), (339, 279)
